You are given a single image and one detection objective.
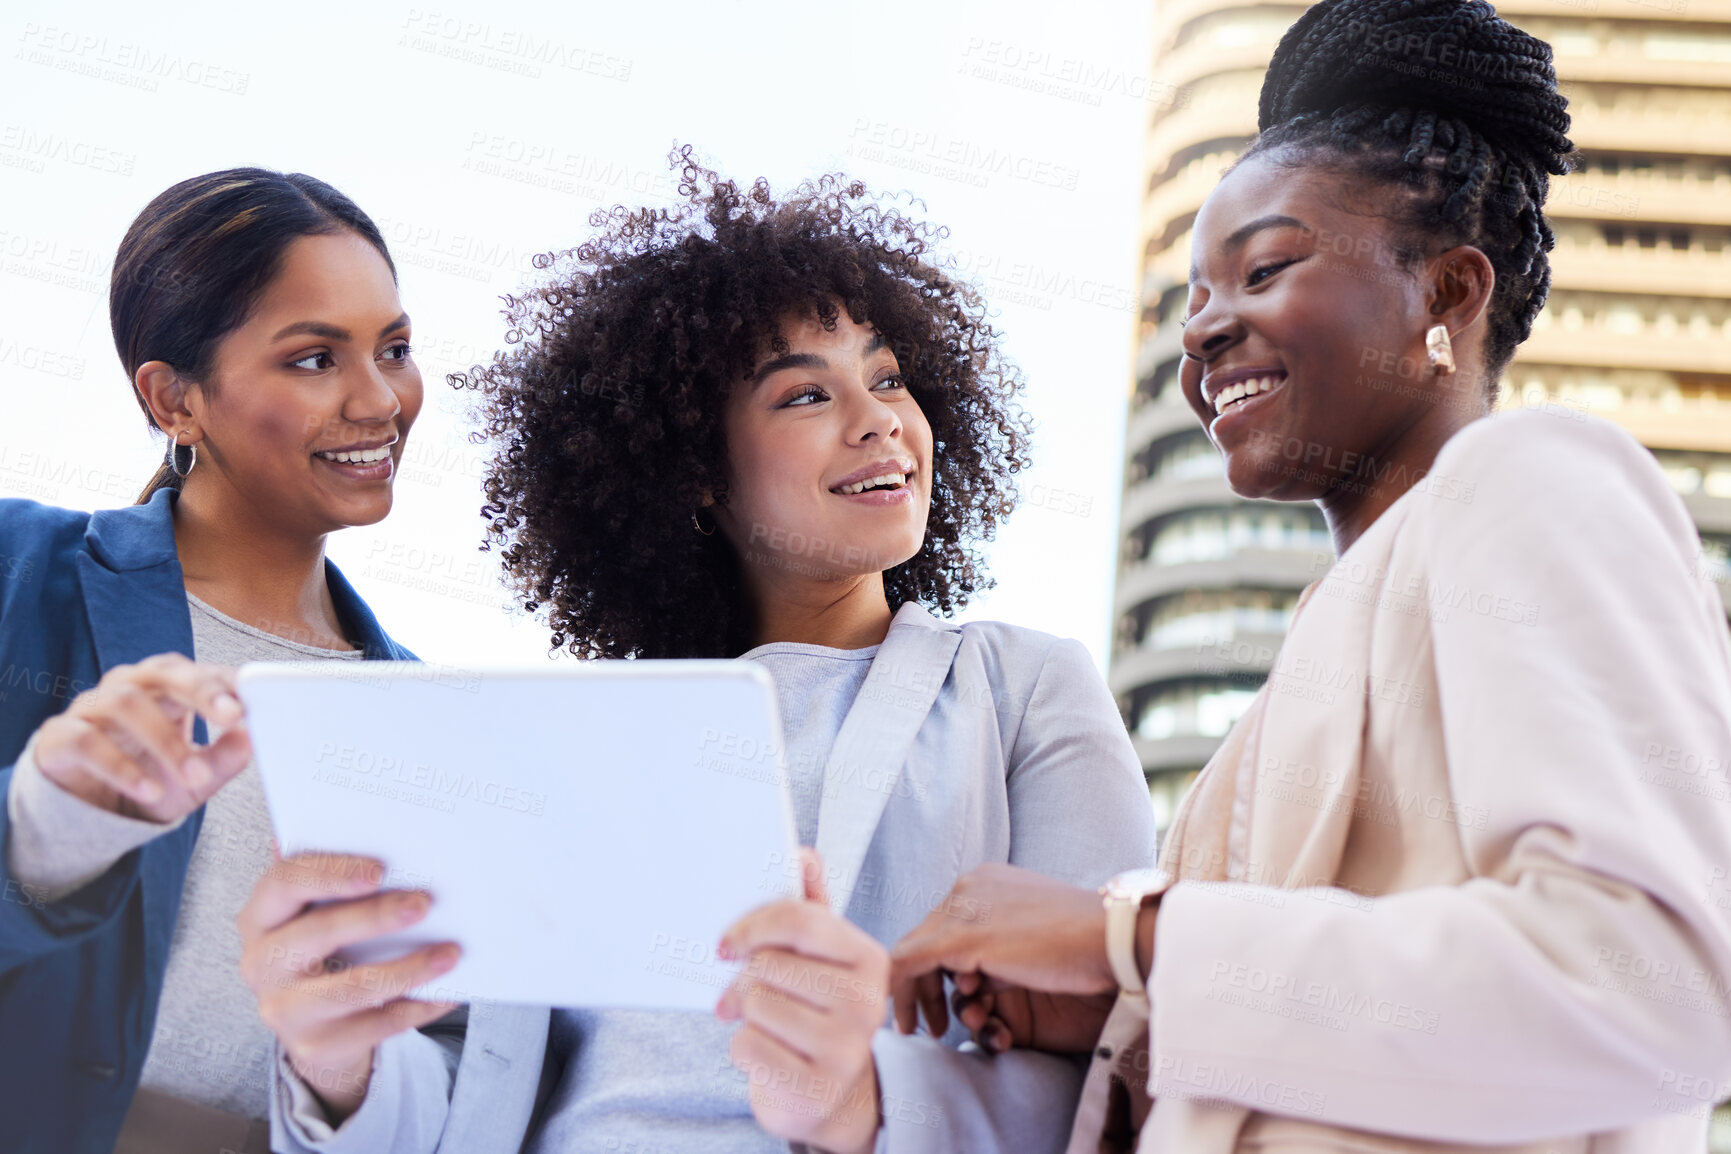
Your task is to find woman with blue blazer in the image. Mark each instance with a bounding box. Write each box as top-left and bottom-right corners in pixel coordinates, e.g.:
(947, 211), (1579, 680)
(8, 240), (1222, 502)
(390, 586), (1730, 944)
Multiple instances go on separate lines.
(0, 169), (443, 1154)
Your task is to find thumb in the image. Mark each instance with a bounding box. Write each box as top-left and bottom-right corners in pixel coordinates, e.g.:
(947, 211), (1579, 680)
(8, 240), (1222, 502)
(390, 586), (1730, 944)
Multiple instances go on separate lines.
(191, 727), (253, 803)
(799, 848), (831, 907)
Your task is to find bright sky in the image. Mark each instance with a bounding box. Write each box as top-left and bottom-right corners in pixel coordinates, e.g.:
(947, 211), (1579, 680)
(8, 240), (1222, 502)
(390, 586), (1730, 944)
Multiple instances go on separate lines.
(1, 0), (1156, 671)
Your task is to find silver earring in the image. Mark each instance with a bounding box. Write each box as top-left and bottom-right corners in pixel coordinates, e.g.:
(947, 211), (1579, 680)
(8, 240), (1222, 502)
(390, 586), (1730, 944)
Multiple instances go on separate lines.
(1425, 324), (1456, 375)
(168, 435), (196, 478)
(692, 508), (715, 537)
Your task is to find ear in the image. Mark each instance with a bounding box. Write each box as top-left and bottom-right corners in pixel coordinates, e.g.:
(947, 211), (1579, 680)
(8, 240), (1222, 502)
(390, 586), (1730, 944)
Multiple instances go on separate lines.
(134, 361), (202, 445)
(1424, 245), (1496, 339)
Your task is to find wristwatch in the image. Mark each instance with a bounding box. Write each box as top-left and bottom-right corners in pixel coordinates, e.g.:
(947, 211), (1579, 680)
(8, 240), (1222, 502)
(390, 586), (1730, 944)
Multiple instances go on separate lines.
(1100, 868), (1167, 999)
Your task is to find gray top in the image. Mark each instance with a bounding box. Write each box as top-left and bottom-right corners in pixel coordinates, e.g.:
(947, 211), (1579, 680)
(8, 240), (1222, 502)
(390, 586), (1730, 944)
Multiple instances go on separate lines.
(528, 642), (877, 1154)
(271, 604), (1160, 1154)
(4, 593), (361, 1119)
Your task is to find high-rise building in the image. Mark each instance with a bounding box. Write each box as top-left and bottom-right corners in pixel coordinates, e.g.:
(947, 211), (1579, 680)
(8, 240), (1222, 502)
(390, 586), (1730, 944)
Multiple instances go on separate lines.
(1116, 0), (1731, 839)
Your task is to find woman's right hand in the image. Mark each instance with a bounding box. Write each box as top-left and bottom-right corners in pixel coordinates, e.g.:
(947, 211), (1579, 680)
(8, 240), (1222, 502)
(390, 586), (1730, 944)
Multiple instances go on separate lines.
(238, 851), (461, 1126)
(31, 653), (251, 823)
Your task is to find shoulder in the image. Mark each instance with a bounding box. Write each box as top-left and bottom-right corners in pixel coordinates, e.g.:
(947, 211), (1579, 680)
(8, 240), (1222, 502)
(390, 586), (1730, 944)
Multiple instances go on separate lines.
(1419, 408), (1692, 545)
(0, 498), (91, 554)
(955, 618), (1068, 667)
(0, 500), (92, 599)
(1433, 408), (1670, 506)
(953, 618), (1102, 696)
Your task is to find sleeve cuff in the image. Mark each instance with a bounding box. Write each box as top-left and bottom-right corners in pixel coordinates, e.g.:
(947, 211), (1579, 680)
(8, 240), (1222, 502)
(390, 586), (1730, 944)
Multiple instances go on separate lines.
(272, 1030), (455, 1154)
(5, 734), (184, 901)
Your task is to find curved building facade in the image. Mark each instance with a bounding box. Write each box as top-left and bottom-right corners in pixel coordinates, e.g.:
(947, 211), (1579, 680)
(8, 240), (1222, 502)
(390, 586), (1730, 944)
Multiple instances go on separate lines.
(1116, 0), (1731, 835)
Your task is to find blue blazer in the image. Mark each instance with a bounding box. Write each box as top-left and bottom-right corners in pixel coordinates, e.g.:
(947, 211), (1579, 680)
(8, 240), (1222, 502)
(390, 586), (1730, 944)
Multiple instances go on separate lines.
(0, 489), (414, 1154)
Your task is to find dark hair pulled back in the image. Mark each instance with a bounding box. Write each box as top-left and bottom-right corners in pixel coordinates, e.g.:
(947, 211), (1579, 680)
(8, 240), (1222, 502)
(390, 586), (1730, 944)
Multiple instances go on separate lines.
(112, 168), (396, 503)
(1243, 0), (1575, 386)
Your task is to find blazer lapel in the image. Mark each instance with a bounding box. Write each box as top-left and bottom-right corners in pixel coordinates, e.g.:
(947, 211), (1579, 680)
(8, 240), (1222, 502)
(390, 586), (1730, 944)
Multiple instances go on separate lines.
(326, 559), (413, 659)
(76, 491), (203, 984)
(1246, 573), (1372, 890)
(813, 603), (962, 919)
(77, 491), (197, 683)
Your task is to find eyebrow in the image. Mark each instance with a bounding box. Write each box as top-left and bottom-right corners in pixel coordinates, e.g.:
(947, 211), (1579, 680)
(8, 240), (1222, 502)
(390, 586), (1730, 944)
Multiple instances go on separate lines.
(271, 313), (411, 343)
(749, 332), (889, 386)
(1188, 215), (1310, 284)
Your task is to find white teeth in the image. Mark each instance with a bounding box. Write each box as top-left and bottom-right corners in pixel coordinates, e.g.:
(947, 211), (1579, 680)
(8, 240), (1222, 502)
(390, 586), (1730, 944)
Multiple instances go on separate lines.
(1212, 375), (1284, 416)
(837, 470), (909, 495)
(317, 445), (391, 464)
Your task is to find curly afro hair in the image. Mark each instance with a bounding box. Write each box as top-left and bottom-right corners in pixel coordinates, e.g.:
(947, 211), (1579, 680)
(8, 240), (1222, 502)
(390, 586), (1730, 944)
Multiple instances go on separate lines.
(456, 147), (1034, 659)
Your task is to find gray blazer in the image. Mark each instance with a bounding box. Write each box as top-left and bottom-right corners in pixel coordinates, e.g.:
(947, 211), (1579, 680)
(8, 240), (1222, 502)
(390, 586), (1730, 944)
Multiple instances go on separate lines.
(270, 603), (1158, 1154)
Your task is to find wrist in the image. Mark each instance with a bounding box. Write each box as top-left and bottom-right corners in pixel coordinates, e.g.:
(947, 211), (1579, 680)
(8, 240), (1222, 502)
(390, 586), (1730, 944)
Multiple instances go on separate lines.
(820, 1061), (880, 1154)
(1134, 899), (1159, 985)
(295, 1050), (374, 1126)
(1100, 868), (1165, 998)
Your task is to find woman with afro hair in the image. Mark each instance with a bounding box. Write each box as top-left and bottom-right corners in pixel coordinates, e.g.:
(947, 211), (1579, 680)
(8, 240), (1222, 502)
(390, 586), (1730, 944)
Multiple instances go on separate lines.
(887, 0), (1731, 1151)
(261, 149), (1158, 1154)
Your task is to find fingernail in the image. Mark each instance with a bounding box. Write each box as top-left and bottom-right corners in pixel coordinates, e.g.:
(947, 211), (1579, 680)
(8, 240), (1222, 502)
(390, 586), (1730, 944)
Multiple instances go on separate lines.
(184, 755), (211, 789)
(716, 939), (734, 961)
(397, 893), (429, 922)
(431, 944), (460, 968)
(213, 692), (241, 718)
(139, 778), (164, 804)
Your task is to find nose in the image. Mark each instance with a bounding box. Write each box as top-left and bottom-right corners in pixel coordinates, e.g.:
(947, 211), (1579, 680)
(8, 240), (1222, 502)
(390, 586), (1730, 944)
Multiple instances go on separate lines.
(845, 385), (901, 446)
(341, 355), (404, 426)
(1180, 296), (1243, 364)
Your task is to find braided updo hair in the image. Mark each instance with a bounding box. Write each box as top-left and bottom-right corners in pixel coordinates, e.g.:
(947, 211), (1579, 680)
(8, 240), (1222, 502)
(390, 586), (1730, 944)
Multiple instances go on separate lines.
(1242, 0), (1575, 384)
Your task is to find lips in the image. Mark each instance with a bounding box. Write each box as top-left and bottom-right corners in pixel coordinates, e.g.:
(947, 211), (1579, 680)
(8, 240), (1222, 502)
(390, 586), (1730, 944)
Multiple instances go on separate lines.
(1210, 373), (1287, 416)
(312, 438), (397, 481)
(828, 459), (916, 496)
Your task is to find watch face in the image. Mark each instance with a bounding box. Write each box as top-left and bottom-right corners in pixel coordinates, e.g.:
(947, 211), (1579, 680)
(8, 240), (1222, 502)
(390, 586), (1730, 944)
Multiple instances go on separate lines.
(1105, 867), (1168, 900)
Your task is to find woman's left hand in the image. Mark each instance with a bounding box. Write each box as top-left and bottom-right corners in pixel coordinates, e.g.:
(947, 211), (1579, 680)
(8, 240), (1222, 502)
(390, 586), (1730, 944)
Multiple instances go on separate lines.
(888, 863), (1118, 1040)
(718, 849), (887, 1154)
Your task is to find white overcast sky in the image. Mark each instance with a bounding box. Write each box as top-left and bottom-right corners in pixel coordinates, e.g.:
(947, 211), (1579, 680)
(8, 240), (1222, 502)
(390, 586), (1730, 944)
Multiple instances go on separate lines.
(1, 0), (1156, 670)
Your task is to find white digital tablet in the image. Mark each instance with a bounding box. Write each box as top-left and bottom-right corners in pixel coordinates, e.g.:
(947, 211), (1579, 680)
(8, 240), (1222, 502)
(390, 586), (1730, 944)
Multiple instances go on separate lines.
(237, 660), (800, 1011)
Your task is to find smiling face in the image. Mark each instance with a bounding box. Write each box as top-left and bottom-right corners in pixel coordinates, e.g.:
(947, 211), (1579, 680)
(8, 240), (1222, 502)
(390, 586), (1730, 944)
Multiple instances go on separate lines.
(1180, 152), (1490, 507)
(183, 230), (422, 536)
(715, 310), (934, 582)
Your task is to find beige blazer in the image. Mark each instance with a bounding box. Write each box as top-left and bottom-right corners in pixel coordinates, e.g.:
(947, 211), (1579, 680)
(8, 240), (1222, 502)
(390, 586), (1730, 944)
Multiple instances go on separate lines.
(1069, 409), (1731, 1153)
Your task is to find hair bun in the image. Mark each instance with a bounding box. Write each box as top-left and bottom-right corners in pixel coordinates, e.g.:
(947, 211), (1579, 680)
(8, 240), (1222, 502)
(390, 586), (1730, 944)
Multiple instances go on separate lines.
(1258, 0), (1572, 176)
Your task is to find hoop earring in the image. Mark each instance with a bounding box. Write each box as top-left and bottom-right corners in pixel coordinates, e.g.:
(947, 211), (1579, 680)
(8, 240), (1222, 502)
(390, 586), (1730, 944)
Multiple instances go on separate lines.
(1425, 324), (1456, 375)
(691, 508), (716, 537)
(168, 435), (196, 479)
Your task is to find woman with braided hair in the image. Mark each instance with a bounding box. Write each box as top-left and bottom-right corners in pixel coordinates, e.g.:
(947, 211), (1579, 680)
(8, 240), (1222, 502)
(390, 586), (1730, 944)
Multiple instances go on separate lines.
(887, 0), (1731, 1149)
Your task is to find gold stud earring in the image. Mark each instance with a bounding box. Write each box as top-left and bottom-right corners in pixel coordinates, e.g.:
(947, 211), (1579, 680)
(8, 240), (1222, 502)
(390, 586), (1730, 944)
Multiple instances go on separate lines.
(1425, 324), (1455, 375)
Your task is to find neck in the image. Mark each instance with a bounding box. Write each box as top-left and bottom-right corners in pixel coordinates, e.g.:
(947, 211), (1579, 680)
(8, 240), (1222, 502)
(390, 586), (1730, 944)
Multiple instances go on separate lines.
(742, 564), (896, 651)
(171, 474), (348, 649)
(1318, 377), (1489, 556)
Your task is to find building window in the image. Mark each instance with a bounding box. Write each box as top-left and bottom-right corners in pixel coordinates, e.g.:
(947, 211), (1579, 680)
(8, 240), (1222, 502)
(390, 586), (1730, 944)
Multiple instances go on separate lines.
(1137, 588), (1298, 650)
(1149, 768), (1201, 833)
(1134, 681), (1260, 742)
(1148, 431), (1224, 485)
(1139, 506), (1331, 566)
(1653, 450), (1731, 498)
